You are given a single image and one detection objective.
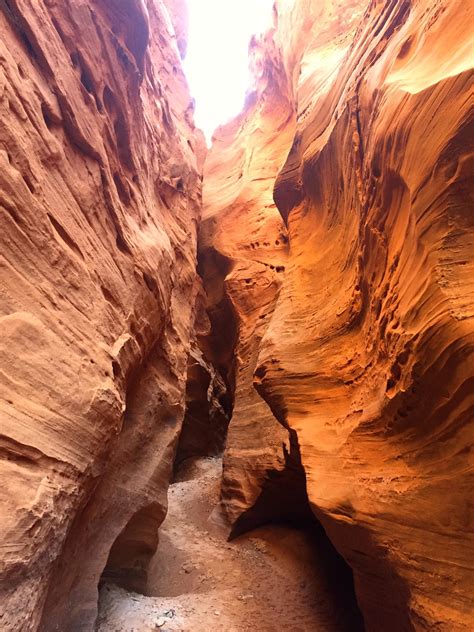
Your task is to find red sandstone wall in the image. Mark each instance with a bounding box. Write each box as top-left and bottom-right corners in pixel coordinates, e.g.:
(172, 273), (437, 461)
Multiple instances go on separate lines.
(203, 0), (474, 629)
(0, 1), (202, 629)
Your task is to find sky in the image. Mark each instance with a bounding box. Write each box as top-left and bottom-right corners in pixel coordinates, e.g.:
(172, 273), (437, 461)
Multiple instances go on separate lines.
(184, 0), (275, 145)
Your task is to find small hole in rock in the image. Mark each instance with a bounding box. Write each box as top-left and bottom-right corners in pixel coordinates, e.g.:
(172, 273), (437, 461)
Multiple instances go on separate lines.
(116, 234), (131, 254)
(80, 68), (94, 95)
(112, 360), (121, 379)
(41, 102), (54, 130)
(113, 172), (131, 205)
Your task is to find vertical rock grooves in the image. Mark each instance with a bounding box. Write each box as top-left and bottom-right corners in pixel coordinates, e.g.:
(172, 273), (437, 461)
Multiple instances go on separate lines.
(0, 0), (203, 629)
(0, 0), (473, 631)
(201, 0), (473, 630)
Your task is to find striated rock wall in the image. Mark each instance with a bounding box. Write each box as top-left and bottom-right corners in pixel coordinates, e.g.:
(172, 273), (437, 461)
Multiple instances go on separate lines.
(204, 0), (474, 629)
(201, 0), (366, 530)
(1, 0), (472, 629)
(200, 20), (301, 529)
(0, 0), (203, 629)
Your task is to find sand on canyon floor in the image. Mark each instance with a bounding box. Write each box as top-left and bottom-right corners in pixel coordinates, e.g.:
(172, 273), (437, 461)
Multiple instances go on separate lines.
(97, 457), (363, 632)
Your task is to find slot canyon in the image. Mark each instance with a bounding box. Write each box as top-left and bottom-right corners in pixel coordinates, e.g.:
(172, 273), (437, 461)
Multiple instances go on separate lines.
(0, 0), (472, 630)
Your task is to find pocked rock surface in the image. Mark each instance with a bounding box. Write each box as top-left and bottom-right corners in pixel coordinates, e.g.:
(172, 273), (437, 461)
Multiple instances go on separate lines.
(199, 0), (474, 629)
(0, 0), (473, 631)
(0, 1), (203, 629)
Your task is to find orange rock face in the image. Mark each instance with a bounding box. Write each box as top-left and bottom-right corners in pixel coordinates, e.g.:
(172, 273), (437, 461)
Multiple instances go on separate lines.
(1, 0), (473, 630)
(204, 0), (473, 629)
(200, 22), (313, 530)
(0, 1), (202, 629)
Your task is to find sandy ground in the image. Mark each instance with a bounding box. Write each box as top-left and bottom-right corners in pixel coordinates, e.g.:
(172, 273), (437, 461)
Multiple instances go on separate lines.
(97, 457), (363, 631)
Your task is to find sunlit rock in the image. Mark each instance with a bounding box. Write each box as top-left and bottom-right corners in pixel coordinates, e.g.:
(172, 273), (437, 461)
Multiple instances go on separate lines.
(0, 1), (202, 629)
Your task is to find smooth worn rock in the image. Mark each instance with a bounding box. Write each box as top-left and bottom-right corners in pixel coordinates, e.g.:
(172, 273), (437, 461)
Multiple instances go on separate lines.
(202, 0), (473, 630)
(200, 20), (313, 532)
(1, 0), (473, 631)
(0, 1), (202, 630)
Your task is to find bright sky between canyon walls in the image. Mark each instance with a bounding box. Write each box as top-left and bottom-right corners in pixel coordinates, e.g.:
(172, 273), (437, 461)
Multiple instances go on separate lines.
(184, 0), (275, 145)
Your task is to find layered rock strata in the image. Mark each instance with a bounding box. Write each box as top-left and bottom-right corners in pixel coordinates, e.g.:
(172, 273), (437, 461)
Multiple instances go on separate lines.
(204, 0), (474, 629)
(1, 0), (473, 630)
(199, 24), (300, 529)
(0, 1), (202, 629)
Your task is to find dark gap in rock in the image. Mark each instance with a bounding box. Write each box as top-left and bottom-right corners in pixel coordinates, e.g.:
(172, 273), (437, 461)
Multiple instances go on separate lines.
(114, 115), (134, 170)
(99, 503), (165, 594)
(21, 173), (35, 194)
(17, 63), (26, 79)
(113, 172), (131, 205)
(80, 66), (94, 95)
(142, 271), (157, 293)
(41, 102), (55, 130)
(174, 246), (237, 471)
(3, 201), (21, 225)
(228, 429), (315, 538)
(228, 430), (366, 631)
(175, 356), (231, 470)
(115, 233), (131, 254)
(103, 85), (115, 114)
(112, 360), (121, 379)
(20, 29), (37, 61)
(100, 285), (119, 308)
(47, 212), (85, 260)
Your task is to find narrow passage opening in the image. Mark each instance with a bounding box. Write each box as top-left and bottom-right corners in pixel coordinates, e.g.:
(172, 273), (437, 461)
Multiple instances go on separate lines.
(184, 0), (275, 144)
(97, 451), (364, 631)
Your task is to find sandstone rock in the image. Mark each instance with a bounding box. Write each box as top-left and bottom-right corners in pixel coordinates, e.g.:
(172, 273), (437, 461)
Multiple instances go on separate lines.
(165, 0), (189, 59)
(0, 1), (201, 629)
(199, 19), (311, 531)
(203, 0), (474, 629)
(175, 281), (232, 466)
(1, 0), (472, 630)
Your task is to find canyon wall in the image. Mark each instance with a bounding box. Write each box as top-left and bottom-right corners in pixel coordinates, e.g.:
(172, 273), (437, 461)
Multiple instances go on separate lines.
(204, 0), (473, 629)
(200, 21), (297, 529)
(0, 1), (202, 629)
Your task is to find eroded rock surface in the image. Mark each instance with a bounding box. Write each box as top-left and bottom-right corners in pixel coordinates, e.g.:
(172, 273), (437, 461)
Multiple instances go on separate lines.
(199, 22), (302, 529)
(203, 0), (474, 629)
(0, 1), (202, 629)
(1, 0), (473, 630)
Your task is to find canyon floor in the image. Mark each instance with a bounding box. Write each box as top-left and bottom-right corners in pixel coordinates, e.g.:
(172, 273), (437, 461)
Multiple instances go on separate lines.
(97, 457), (364, 632)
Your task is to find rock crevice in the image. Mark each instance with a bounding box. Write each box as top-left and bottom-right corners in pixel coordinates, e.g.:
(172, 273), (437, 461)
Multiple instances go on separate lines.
(0, 0), (472, 631)
(200, 1), (473, 630)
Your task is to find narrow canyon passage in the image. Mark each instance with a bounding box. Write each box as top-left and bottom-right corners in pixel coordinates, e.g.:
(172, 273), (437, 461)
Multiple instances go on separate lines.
(0, 0), (472, 630)
(97, 457), (364, 631)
